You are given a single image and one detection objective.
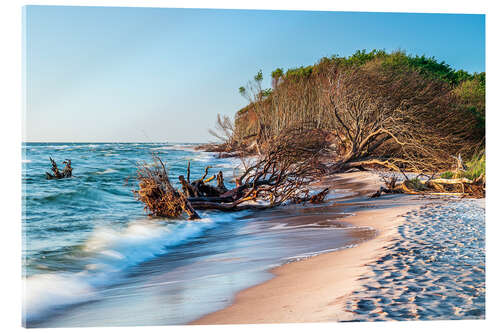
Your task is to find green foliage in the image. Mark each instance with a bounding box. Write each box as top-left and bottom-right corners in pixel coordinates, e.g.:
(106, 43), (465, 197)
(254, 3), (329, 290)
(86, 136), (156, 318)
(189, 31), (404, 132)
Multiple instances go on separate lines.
(406, 177), (427, 191)
(335, 49), (388, 67)
(403, 54), (455, 83)
(285, 66), (314, 80)
(454, 69), (474, 84)
(473, 72), (486, 86)
(271, 68), (284, 88)
(254, 70), (263, 83)
(453, 76), (485, 137)
(271, 68), (284, 79)
(440, 171), (455, 179)
(463, 152), (485, 180)
(440, 152), (485, 180)
(249, 50), (485, 98)
(327, 49), (482, 87)
(261, 88), (273, 97)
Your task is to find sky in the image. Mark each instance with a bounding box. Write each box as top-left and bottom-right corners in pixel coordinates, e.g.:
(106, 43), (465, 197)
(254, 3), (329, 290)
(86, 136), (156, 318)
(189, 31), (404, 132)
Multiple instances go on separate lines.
(23, 6), (485, 143)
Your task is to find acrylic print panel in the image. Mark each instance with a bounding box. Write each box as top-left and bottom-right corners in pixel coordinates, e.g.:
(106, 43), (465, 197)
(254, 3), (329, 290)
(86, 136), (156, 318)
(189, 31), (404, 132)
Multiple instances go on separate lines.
(22, 5), (485, 327)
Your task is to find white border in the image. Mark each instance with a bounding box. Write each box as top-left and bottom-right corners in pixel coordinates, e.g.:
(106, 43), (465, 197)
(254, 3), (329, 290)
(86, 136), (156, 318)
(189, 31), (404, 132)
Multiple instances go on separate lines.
(1, 1), (497, 333)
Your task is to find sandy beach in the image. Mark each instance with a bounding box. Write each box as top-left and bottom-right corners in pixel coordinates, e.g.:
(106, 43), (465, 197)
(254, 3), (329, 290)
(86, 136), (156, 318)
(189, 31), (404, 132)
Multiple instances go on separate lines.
(193, 172), (485, 324)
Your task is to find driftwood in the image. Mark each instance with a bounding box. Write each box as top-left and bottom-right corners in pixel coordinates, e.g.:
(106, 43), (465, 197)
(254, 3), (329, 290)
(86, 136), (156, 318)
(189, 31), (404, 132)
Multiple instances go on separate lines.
(429, 178), (473, 185)
(309, 188), (330, 204)
(135, 129), (331, 218)
(370, 173), (485, 199)
(45, 157), (72, 179)
(134, 156), (200, 219)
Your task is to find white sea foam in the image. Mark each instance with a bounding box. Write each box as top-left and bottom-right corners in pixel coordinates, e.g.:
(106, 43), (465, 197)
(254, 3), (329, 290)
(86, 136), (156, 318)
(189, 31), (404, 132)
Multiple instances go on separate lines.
(192, 152), (217, 163)
(23, 273), (97, 323)
(284, 243), (358, 263)
(269, 222), (322, 230)
(169, 144), (198, 152)
(149, 146), (169, 151)
(45, 145), (70, 150)
(325, 189), (354, 200)
(22, 159), (32, 164)
(83, 218), (217, 275)
(95, 168), (117, 174)
(23, 213), (242, 323)
(269, 221), (373, 231)
(151, 144), (197, 152)
(213, 156), (243, 169)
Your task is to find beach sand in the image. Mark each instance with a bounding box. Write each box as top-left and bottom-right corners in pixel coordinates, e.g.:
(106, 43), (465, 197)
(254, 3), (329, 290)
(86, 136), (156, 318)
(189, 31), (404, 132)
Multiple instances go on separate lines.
(192, 171), (429, 324)
(193, 171), (485, 324)
(344, 199), (485, 321)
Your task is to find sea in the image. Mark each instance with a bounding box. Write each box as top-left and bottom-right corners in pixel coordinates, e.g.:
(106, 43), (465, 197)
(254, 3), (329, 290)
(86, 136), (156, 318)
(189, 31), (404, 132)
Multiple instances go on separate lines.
(22, 142), (374, 327)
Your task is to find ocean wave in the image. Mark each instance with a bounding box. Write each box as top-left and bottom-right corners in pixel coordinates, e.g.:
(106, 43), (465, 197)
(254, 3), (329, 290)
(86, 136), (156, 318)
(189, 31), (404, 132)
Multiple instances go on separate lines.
(83, 218), (217, 274)
(23, 212), (243, 323)
(30, 188), (104, 204)
(23, 273), (98, 323)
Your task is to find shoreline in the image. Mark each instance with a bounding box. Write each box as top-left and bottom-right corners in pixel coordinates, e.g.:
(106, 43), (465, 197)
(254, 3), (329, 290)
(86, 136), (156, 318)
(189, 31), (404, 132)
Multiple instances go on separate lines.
(192, 172), (426, 324)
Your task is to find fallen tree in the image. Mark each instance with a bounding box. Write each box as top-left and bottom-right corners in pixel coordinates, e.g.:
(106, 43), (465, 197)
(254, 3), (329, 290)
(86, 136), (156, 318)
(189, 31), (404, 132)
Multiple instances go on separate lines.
(134, 128), (331, 219)
(324, 61), (481, 173)
(370, 173), (485, 199)
(45, 157), (72, 179)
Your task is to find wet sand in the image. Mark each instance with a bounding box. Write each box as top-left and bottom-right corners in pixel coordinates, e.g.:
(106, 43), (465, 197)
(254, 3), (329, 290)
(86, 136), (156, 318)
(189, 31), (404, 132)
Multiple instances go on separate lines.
(192, 171), (433, 324)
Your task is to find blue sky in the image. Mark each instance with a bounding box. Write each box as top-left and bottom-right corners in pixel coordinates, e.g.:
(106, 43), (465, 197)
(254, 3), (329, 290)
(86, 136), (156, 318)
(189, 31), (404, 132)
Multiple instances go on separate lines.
(24, 6), (485, 142)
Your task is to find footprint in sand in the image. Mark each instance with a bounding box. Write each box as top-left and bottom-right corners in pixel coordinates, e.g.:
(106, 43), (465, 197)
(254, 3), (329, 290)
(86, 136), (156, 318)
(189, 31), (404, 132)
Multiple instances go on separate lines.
(342, 200), (485, 322)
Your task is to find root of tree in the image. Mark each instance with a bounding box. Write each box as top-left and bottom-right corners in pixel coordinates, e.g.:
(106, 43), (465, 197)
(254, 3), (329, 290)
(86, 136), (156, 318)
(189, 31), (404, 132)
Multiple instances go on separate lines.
(135, 144), (329, 219)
